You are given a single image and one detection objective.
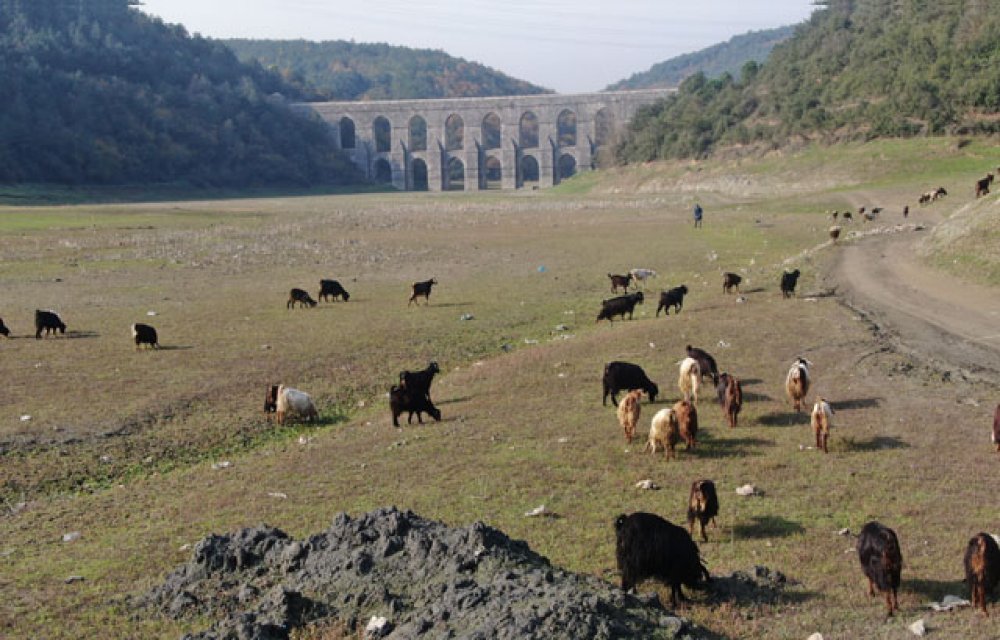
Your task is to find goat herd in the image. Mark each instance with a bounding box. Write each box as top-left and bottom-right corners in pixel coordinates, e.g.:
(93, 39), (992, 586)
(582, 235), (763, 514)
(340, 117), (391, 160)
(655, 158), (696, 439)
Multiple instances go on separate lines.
(594, 265), (998, 618)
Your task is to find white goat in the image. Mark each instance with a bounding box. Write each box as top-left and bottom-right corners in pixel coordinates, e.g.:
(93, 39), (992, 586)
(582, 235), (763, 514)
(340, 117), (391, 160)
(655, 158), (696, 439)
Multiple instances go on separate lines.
(276, 385), (319, 425)
(678, 357), (701, 405)
(645, 408), (679, 459)
(629, 268), (658, 289)
(810, 398), (833, 453)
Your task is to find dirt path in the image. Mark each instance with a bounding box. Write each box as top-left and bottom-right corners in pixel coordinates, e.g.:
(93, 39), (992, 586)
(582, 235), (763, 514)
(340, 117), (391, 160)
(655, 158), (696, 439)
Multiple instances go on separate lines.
(833, 220), (1000, 381)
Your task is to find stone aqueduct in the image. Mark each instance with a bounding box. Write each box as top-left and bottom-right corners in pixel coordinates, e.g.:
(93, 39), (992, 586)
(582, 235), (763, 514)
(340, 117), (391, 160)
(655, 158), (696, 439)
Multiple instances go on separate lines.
(302, 90), (670, 191)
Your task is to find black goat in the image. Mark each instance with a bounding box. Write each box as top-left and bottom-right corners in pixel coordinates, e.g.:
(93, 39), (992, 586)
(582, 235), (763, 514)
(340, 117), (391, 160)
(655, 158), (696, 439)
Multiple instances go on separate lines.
(399, 361), (440, 400)
(722, 272), (742, 294)
(615, 512), (710, 607)
(780, 270), (801, 298)
(409, 278), (437, 306)
(389, 385), (441, 427)
(0, 317), (9, 337)
(608, 273), (633, 293)
(318, 279), (350, 302)
(35, 309), (66, 339)
(287, 288), (317, 309)
(596, 292), (643, 323)
(602, 361), (658, 406)
(131, 323), (158, 349)
(656, 286), (688, 316)
(857, 521), (903, 616)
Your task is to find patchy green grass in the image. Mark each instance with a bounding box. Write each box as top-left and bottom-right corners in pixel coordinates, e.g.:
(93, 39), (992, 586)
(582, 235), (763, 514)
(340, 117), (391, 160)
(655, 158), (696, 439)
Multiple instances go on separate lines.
(2, 139), (999, 639)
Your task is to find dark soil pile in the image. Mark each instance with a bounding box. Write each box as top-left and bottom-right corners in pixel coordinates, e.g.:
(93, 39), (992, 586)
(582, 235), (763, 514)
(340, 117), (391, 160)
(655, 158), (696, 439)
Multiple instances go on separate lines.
(140, 506), (701, 640)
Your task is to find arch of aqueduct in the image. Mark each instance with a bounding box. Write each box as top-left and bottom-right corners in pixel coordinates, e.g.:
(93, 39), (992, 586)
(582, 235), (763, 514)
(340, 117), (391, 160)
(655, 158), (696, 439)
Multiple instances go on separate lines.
(302, 89), (670, 191)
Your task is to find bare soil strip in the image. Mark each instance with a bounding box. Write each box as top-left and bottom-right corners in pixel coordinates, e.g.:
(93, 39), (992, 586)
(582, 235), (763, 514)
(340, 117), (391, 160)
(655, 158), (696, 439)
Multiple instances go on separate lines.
(833, 226), (1000, 381)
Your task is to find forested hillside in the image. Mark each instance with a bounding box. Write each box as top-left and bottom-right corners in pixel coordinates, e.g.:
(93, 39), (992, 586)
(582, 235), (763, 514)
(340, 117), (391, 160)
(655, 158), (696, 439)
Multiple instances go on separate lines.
(618, 0), (1000, 162)
(606, 25), (794, 91)
(222, 39), (550, 101)
(0, 0), (359, 186)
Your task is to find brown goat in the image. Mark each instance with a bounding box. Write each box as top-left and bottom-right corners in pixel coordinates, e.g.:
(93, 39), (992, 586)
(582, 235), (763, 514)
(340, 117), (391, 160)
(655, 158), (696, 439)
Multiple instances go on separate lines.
(993, 404), (999, 453)
(673, 399), (698, 450)
(616, 389), (642, 444)
(687, 479), (719, 543)
(608, 273), (633, 293)
(811, 398), (833, 453)
(719, 373), (742, 429)
(965, 533), (1000, 616)
(976, 173), (994, 198)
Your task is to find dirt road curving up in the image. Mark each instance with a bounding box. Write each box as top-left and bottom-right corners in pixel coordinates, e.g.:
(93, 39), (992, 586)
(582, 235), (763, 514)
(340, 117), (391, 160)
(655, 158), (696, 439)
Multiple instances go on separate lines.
(833, 226), (1000, 381)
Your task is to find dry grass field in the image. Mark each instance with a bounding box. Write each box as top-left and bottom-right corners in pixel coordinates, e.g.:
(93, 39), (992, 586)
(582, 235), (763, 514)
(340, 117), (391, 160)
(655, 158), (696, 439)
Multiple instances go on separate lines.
(1, 138), (999, 639)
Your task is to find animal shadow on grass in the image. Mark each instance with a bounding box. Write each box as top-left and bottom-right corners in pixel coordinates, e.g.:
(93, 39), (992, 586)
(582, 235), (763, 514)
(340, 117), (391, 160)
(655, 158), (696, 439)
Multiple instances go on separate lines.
(739, 378), (763, 386)
(436, 395), (472, 406)
(835, 435), (909, 452)
(732, 515), (805, 540)
(415, 302), (472, 308)
(697, 434), (772, 459)
(756, 411), (810, 427)
(742, 287), (767, 294)
(904, 577), (968, 601)
(65, 330), (100, 339)
(741, 391), (772, 402)
(154, 345), (193, 351)
(708, 567), (817, 608)
(830, 397), (882, 411)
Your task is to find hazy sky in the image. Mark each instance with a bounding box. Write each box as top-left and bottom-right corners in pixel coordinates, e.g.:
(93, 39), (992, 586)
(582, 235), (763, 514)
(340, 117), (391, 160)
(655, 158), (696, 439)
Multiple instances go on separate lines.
(139, 1), (817, 93)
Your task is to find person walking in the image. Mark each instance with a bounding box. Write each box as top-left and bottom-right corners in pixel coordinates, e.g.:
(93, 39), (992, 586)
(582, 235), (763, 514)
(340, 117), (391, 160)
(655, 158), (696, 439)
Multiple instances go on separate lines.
(693, 203), (703, 228)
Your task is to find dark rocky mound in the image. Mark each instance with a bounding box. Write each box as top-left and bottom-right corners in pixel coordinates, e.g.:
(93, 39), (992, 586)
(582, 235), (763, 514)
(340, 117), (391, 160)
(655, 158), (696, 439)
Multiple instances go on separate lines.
(140, 506), (700, 640)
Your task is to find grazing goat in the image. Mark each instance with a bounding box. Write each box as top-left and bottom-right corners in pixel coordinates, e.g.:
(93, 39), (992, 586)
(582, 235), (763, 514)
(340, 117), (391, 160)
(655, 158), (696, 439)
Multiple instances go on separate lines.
(275, 385), (319, 425)
(131, 323), (158, 350)
(263, 384), (280, 415)
(965, 532), (1000, 616)
(829, 226), (842, 242)
(678, 357), (701, 405)
(811, 398), (833, 453)
(318, 279), (350, 302)
(673, 399), (698, 450)
(919, 192), (932, 205)
(389, 384), (441, 427)
(785, 357), (811, 412)
(608, 273), (633, 293)
(686, 345), (719, 386)
(34, 309), (66, 339)
(717, 372), (742, 429)
(602, 361), (658, 406)
(831, 211), (839, 221)
(687, 480), (719, 542)
(933, 186), (947, 200)
(614, 512), (710, 607)
(287, 288), (317, 309)
(722, 272), (742, 294)
(596, 292), (644, 323)
(0, 317), (9, 337)
(993, 404), (999, 453)
(843, 211), (853, 221)
(780, 269), (801, 298)
(408, 278), (437, 306)
(399, 361), (440, 400)
(656, 285), (688, 317)
(857, 521), (903, 616)
(616, 389), (643, 444)
(629, 268), (657, 289)
(976, 174), (994, 198)
(645, 408), (679, 459)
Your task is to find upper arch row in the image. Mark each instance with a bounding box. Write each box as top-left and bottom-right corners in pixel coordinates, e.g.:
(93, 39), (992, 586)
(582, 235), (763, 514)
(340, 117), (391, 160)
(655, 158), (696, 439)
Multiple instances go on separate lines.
(337, 108), (616, 153)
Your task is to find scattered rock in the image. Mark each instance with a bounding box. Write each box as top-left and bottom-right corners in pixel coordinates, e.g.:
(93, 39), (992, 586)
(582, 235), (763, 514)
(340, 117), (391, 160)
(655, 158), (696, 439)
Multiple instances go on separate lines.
(64, 575), (85, 584)
(807, 634), (824, 640)
(267, 492), (288, 500)
(837, 528), (850, 537)
(736, 296), (747, 304)
(147, 311), (157, 316)
(62, 531), (81, 543)
(140, 507), (688, 639)
(928, 594), (970, 611)
(909, 618), (926, 636)
(635, 479), (660, 490)
(460, 313), (475, 321)
(523, 504), (550, 518)
(20, 415), (31, 422)
(524, 338), (539, 345)
(211, 461), (232, 470)
(365, 615), (392, 638)
(554, 324), (569, 332)
(735, 484), (759, 496)
(717, 340), (730, 348)
(557, 437), (568, 443)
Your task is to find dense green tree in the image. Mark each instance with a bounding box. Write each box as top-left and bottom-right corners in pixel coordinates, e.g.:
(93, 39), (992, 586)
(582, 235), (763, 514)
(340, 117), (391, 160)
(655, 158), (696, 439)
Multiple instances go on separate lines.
(0, 2), (360, 186)
(222, 39), (550, 100)
(618, 0), (1000, 162)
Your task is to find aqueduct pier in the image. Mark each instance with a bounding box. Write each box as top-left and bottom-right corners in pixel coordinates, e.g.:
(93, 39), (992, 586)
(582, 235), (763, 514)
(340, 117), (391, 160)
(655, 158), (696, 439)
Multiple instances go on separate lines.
(301, 89), (671, 191)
